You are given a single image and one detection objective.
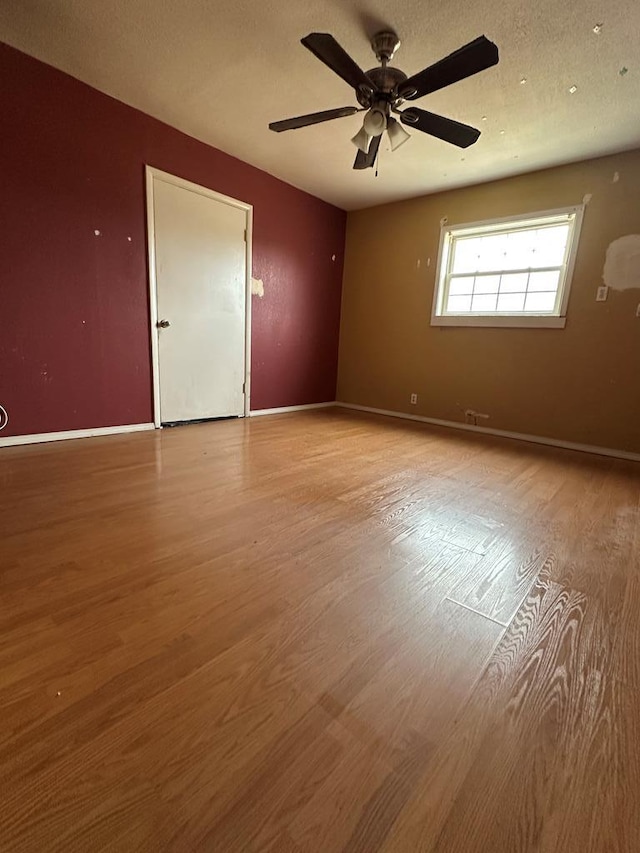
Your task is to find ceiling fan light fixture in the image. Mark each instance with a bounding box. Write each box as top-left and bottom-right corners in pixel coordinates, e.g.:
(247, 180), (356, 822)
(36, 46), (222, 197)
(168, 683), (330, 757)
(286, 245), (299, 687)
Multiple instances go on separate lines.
(271, 31), (499, 171)
(387, 117), (411, 151)
(351, 126), (371, 152)
(363, 106), (387, 136)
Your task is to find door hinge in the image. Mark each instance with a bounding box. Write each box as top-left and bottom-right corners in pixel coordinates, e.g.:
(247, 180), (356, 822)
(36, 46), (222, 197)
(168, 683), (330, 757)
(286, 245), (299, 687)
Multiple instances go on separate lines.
(243, 229), (247, 242)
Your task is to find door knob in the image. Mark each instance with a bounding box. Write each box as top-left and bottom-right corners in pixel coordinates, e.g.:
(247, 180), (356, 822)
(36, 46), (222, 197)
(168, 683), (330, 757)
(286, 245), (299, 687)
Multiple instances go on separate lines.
(156, 319), (171, 328)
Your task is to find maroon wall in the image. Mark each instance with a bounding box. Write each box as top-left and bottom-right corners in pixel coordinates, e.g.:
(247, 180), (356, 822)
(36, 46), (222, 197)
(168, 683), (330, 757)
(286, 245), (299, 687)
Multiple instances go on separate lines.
(0, 43), (346, 436)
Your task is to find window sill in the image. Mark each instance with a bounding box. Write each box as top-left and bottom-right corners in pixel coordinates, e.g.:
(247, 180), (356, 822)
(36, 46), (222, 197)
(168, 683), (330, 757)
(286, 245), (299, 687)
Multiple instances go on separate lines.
(431, 314), (567, 329)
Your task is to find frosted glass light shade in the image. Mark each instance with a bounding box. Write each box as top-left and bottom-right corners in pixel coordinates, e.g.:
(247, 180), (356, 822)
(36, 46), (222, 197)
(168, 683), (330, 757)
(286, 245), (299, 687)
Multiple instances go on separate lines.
(351, 127), (371, 152)
(363, 107), (387, 136)
(387, 118), (411, 151)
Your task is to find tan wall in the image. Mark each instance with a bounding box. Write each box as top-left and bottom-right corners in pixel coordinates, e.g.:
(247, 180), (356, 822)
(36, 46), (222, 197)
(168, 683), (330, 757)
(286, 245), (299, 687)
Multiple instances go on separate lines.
(337, 149), (640, 454)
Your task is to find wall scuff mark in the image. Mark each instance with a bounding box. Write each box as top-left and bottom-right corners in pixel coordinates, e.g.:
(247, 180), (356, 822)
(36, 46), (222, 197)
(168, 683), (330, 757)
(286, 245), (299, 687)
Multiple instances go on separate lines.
(251, 277), (265, 298)
(602, 235), (640, 291)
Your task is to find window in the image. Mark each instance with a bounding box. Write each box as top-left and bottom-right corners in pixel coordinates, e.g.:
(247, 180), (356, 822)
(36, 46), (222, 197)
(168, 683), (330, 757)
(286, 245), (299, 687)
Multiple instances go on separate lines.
(431, 206), (584, 328)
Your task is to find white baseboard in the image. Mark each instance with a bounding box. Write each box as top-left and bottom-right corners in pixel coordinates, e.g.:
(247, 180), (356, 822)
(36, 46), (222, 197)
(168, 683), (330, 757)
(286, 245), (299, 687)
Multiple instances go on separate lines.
(250, 401), (336, 417)
(336, 402), (640, 463)
(0, 422), (156, 448)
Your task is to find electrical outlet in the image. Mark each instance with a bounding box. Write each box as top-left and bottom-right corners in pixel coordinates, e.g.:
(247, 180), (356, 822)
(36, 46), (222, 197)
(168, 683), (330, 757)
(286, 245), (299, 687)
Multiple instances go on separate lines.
(410, 393), (418, 405)
(596, 285), (608, 302)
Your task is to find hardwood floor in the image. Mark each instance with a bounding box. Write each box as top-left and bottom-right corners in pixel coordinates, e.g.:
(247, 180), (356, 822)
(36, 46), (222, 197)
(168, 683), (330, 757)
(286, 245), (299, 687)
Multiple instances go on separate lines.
(1, 409), (639, 852)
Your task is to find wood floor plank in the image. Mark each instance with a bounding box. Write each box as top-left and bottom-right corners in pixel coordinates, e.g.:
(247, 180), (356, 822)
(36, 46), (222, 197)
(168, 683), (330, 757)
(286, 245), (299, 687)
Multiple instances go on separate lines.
(430, 579), (595, 853)
(198, 703), (343, 851)
(0, 409), (638, 851)
(288, 720), (398, 852)
(616, 576), (640, 689)
(381, 573), (638, 852)
(447, 542), (549, 625)
(317, 598), (503, 773)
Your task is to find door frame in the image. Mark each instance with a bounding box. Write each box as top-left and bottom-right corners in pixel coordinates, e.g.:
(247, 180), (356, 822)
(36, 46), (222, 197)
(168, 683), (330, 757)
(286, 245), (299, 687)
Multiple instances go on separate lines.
(145, 165), (253, 427)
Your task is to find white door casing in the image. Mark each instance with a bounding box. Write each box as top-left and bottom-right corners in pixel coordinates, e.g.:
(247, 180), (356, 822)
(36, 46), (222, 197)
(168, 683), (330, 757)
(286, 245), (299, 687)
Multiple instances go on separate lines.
(146, 167), (252, 426)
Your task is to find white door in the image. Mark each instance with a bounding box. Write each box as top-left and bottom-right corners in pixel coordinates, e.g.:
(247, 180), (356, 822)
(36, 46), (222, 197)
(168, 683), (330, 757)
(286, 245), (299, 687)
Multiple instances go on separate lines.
(150, 171), (248, 424)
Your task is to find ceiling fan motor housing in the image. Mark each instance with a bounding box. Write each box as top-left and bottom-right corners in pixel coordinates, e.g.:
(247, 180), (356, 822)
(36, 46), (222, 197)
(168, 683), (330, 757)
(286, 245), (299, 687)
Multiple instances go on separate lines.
(357, 66), (408, 107)
(355, 31), (407, 108)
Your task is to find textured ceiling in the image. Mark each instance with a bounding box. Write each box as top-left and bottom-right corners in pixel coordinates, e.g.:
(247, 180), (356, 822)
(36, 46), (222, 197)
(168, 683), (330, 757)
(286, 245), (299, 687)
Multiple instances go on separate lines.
(1, 0), (639, 210)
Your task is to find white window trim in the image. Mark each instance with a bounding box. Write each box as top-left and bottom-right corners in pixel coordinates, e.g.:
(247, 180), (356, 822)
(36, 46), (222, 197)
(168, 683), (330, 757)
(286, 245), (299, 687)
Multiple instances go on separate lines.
(430, 205), (585, 329)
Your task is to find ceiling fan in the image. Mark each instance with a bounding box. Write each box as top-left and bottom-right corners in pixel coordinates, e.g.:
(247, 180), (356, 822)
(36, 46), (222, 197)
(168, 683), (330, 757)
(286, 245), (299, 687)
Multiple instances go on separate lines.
(269, 31), (499, 170)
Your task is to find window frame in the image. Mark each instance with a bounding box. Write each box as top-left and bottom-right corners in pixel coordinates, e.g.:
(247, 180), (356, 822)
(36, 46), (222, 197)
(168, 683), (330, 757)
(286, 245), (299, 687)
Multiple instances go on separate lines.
(430, 205), (585, 329)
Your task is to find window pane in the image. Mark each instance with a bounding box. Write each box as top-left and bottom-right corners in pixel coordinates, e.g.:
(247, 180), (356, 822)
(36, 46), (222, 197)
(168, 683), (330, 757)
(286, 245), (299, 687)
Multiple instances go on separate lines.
(503, 229), (537, 269)
(531, 225), (569, 266)
(528, 270), (560, 292)
(471, 294), (498, 312)
(524, 291), (557, 312)
(497, 292), (526, 312)
(499, 273), (529, 293)
(451, 238), (483, 273)
(474, 274), (501, 294)
(475, 233), (510, 272)
(448, 276), (475, 295)
(447, 294), (472, 312)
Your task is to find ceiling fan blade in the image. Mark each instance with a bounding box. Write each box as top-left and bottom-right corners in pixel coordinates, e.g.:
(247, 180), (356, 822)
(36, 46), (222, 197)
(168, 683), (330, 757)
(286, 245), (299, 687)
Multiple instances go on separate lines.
(269, 106), (359, 132)
(301, 33), (374, 94)
(353, 133), (381, 170)
(399, 36), (499, 100)
(400, 108), (480, 148)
